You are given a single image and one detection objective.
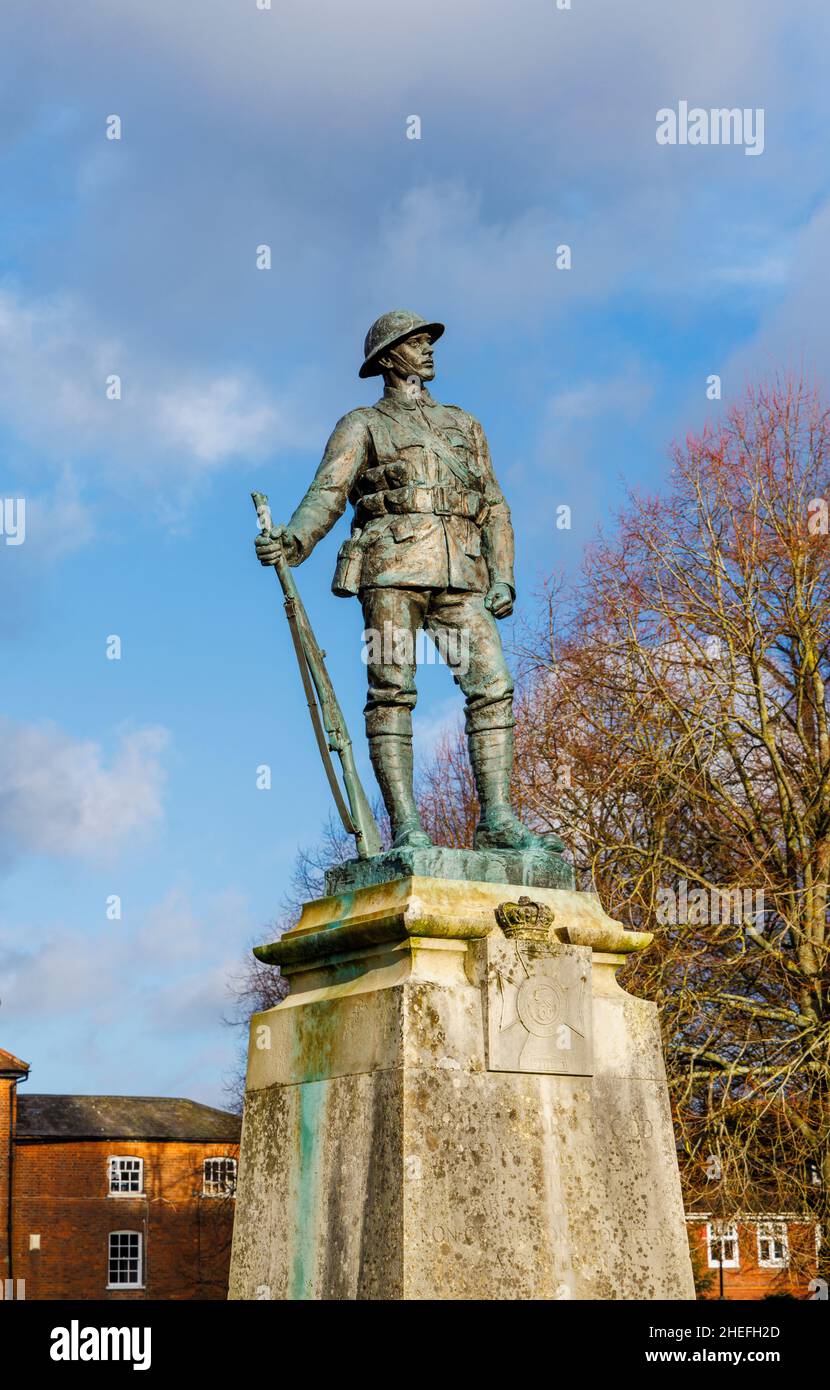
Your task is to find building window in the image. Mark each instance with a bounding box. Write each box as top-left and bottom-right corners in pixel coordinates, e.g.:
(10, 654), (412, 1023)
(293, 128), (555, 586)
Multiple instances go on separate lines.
(757, 1222), (789, 1268)
(107, 1232), (143, 1288)
(108, 1156), (144, 1195)
(706, 1221), (740, 1268)
(203, 1157), (237, 1197)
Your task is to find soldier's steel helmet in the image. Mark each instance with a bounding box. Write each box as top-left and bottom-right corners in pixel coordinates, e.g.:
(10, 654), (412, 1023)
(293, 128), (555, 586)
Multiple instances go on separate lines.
(358, 309), (445, 379)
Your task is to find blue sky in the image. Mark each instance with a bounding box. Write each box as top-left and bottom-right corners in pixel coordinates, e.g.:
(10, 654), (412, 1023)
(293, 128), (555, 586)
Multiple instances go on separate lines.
(1, 0), (829, 1106)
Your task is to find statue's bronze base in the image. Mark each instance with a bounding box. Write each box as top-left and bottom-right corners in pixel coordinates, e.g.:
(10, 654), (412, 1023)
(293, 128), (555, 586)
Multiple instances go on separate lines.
(324, 843), (574, 897)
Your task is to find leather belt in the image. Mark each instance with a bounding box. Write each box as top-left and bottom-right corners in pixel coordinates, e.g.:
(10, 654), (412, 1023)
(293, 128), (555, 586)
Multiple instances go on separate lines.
(357, 484), (489, 524)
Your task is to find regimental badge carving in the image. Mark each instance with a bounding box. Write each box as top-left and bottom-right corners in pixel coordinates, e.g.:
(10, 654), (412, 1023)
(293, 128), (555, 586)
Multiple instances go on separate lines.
(485, 936), (593, 1076)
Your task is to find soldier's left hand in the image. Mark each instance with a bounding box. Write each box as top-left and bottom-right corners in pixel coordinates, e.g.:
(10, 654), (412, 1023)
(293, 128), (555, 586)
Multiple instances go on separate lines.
(484, 582), (514, 619)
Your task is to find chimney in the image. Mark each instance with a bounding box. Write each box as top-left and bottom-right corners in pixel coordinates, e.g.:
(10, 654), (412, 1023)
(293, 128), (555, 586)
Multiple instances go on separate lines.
(0, 1049), (30, 1284)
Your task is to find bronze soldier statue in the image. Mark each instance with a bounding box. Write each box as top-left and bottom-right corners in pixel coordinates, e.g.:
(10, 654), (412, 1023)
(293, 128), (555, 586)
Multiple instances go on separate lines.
(255, 310), (561, 855)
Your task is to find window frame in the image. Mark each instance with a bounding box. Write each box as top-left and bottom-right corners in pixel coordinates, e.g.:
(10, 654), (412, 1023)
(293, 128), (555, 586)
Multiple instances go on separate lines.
(756, 1221), (789, 1269)
(706, 1221), (740, 1269)
(202, 1156), (238, 1198)
(106, 1230), (144, 1290)
(107, 1155), (145, 1197)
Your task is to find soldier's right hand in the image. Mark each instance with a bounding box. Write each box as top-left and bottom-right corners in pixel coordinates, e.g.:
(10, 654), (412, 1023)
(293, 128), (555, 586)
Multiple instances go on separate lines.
(255, 525), (300, 567)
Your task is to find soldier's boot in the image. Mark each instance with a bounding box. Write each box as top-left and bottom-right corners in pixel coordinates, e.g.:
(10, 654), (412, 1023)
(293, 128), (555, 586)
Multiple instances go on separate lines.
(469, 726), (565, 854)
(368, 733), (433, 850)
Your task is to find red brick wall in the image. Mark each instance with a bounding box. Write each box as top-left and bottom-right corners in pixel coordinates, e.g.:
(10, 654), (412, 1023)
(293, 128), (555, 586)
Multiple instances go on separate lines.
(688, 1220), (818, 1300)
(11, 1137), (238, 1300)
(0, 1080), (15, 1282)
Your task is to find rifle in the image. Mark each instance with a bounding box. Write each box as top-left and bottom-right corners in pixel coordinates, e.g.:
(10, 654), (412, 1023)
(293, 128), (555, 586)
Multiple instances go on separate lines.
(251, 491), (382, 860)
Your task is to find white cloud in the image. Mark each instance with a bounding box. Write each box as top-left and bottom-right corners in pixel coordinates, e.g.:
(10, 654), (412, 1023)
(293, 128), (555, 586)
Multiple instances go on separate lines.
(0, 285), (300, 486)
(370, 183), (561, 331)
(21, 470), (96, 560)
(499, 366), (658, 546)
(723, 201), (830, 387)
(708, 255), (790, 289)
(0, 884), (251, 1102)
(0, 927), (111, 1016)
(155, 375), (280, 465)
(544, 369), (655, 430)
(0, 889), (244, 1022)
(60, 0), (826, 161)
(133, 885), (248, 971)
(0, 717), (168, 866)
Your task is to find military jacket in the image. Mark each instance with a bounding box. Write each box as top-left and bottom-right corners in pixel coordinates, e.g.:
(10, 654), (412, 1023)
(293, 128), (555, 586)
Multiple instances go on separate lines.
(285, 385), (515, 596)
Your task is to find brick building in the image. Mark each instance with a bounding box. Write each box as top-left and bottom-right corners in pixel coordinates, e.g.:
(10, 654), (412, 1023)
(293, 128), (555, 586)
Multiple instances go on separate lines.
(686, 1213), (821, 1299)
(1, 1047), (240, 1300)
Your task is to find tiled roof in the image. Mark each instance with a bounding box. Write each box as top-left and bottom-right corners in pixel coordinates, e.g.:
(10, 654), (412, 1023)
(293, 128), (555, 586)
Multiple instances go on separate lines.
(0, 1049), (30, 1077)
(16, 1094), (241, 1142)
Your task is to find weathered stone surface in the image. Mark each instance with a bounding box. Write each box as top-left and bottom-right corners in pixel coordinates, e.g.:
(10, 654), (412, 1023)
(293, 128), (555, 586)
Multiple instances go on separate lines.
(325, 844), (575, 896)
(230, 879), (693, 1301)
(254, 875), (651, 969)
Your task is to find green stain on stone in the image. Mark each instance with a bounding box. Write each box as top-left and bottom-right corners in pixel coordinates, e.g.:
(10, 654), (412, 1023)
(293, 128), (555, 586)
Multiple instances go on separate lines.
(291, 1081), (325, 1300)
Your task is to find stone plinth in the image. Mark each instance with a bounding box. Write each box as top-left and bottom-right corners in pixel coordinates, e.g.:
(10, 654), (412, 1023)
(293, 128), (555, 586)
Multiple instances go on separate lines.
(229, 877), (694, 1301)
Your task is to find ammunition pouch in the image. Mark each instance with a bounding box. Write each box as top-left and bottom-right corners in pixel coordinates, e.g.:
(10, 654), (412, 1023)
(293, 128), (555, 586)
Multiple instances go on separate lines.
(332, 531), (365, 597)
(355, 481), (489, 528)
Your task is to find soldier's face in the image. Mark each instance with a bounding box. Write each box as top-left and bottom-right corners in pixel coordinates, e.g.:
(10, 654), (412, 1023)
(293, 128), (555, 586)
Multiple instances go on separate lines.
(397, 332), (435, 381)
